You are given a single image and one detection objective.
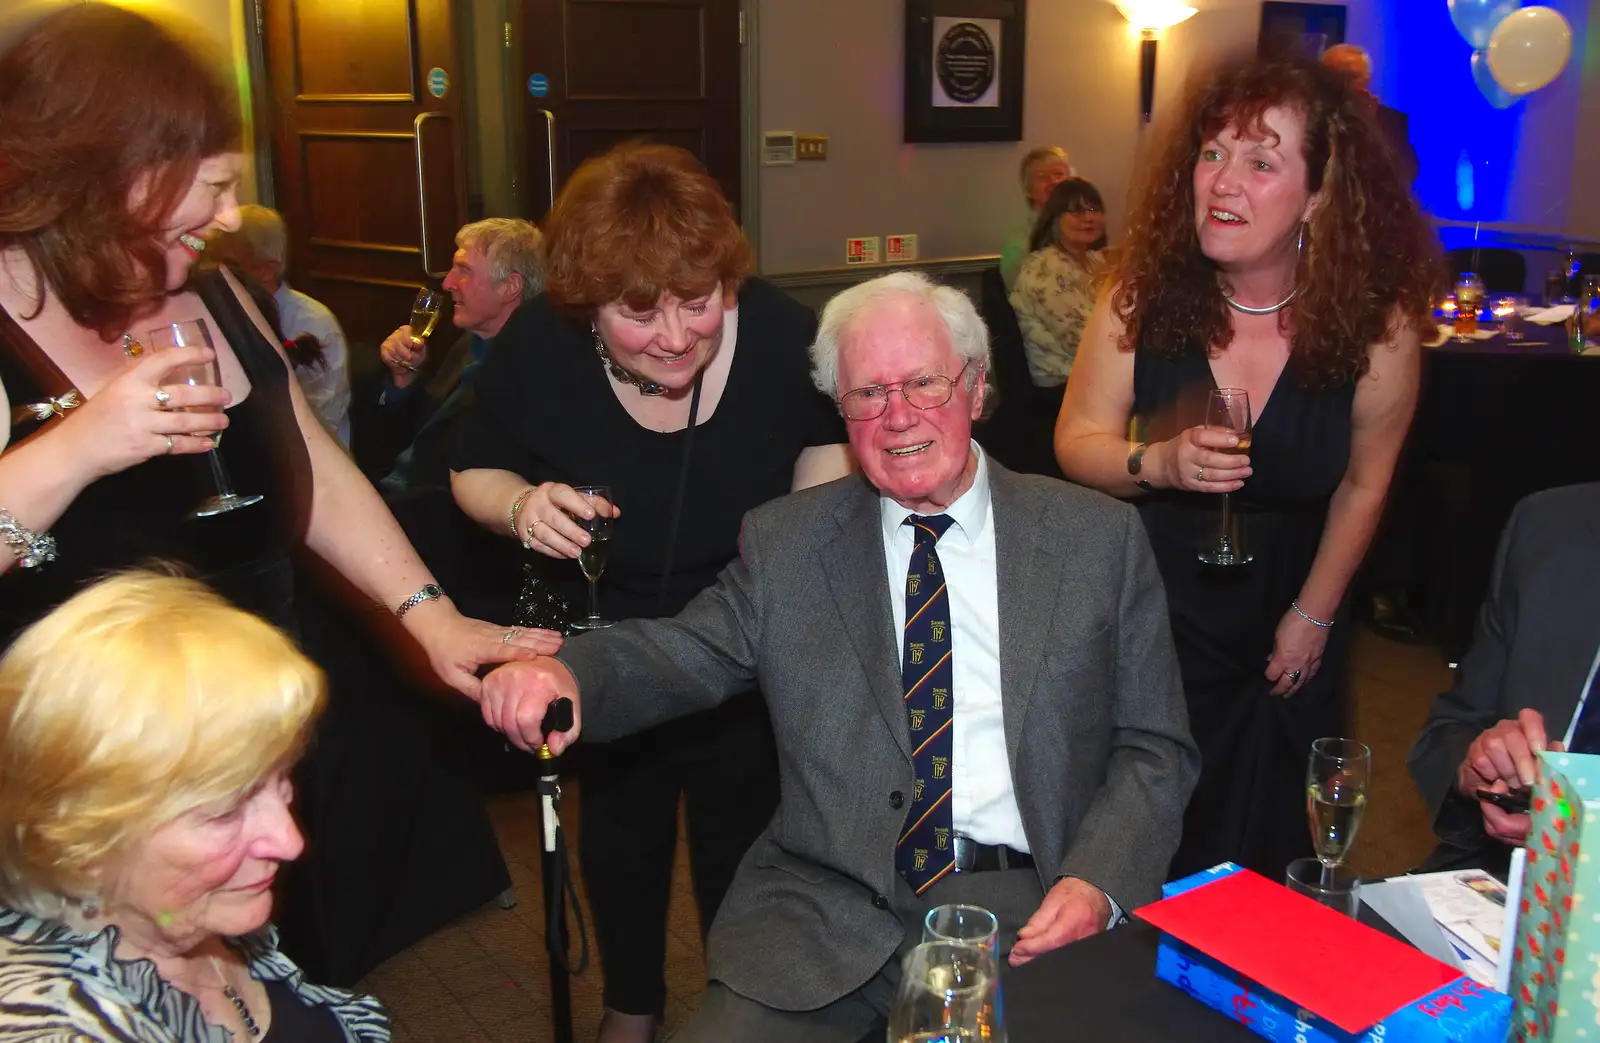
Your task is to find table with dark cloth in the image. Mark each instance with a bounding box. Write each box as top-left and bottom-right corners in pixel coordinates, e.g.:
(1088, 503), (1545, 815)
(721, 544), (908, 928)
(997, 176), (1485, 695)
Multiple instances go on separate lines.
(1004, 908), (1406, 1041)
(1378, 320), (1600, 663)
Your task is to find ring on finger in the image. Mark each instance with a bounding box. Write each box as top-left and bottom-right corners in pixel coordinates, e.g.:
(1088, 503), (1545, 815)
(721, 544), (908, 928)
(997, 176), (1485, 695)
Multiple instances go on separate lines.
(1196, 467), (1205, 482)
(154, 388), (172, 409)
(164, 434), (174, 455)
(1287, 668), (1302, 684)
(502, 626), (521, 645)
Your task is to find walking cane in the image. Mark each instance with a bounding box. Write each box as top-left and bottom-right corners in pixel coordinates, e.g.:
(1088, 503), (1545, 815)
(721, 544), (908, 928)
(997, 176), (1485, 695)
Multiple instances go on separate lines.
(537, 696), (586, 1043)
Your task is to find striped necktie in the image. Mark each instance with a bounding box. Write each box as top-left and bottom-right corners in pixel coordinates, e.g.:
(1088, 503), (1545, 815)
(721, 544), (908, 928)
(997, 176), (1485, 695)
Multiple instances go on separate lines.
(897, 513), (956, 894)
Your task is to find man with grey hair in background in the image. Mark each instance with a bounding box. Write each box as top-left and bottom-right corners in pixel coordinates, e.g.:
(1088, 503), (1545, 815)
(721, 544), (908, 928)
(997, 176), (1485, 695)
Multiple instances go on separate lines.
(367, 217), (543, 494)
(475, 270), (1198, 1041)
(210, 204), (353, 446)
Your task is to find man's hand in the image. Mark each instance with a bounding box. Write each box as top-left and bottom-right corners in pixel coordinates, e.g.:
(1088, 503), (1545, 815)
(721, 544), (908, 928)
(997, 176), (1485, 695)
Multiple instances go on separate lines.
(1456, 708), (1559, 847)
(379, 325), (428, 388)
(479, 658), (583, 753)
(1009, 877), (1112, 967)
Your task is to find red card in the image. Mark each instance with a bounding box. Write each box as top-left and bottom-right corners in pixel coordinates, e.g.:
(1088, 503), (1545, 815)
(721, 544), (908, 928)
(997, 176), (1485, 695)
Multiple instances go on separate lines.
(1136, 869), (1464, 1033)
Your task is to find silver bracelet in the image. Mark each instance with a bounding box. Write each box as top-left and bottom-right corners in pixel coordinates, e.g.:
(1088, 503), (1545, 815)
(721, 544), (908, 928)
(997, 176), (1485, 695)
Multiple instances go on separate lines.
(1291, 599), (1334, 628)
(508, 486), (536, 543)
(0, 509), (57, 570)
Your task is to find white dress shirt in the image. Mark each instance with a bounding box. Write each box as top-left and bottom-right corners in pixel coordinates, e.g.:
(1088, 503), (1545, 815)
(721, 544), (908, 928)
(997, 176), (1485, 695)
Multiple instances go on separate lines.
(879, 446), (1029, 852)
(878, 444), (1122, 924)
(274, 282), (352, 448)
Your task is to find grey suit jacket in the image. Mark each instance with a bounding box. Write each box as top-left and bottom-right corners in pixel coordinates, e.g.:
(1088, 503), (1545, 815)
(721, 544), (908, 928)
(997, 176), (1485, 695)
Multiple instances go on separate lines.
(1408, 483), (1600, 859)
(557, 459), (1198, 1011)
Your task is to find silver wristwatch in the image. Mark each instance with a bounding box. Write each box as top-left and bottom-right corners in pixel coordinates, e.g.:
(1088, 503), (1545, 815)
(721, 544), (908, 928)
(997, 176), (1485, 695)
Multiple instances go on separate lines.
(395, 583), (446, 618)
(0, 509), (57, 569)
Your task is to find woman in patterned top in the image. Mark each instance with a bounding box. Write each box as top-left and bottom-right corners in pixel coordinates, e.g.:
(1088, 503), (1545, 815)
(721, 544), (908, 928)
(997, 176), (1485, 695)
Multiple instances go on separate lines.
(0, 572), (386, 1041)
(1009, 177), (1110, 389)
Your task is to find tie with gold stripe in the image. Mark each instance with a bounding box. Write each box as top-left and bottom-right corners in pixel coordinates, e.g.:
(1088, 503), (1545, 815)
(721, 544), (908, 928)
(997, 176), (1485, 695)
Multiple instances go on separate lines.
(897, 513), (956, 894)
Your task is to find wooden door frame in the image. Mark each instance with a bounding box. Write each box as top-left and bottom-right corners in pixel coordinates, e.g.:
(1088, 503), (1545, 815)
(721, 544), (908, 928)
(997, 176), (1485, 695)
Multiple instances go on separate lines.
(739, 0), (762, 268)
(243, 0), (277, 208)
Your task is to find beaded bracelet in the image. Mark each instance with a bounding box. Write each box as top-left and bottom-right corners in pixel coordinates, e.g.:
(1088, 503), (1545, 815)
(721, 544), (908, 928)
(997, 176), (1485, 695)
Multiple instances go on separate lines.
(1291, 599), (1334, 628)
(508, 487), (536, 544)
(0, 509), (57, 570)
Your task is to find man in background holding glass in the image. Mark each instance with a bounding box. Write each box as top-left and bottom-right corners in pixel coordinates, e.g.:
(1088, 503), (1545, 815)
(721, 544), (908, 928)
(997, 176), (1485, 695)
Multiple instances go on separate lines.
(1408, 483), (1600, 873)
(359, 218), (542, 493)
(477, 271), (1199, 1042)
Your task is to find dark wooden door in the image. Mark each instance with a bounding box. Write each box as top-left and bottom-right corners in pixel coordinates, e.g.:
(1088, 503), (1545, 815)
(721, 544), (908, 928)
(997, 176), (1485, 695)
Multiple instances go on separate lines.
(262, 0), (469, 346)
(520, 0), (743, 221)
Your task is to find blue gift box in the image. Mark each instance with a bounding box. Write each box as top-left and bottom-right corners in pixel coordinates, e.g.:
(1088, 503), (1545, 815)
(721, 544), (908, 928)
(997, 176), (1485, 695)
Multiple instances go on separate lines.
(1151, 864), (1512, 1043)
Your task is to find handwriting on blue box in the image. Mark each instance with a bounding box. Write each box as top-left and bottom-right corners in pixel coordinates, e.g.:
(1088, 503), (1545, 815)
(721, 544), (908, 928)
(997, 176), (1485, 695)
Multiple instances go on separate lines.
(527, 73), (549, 98)
(427, 67), (448, 99)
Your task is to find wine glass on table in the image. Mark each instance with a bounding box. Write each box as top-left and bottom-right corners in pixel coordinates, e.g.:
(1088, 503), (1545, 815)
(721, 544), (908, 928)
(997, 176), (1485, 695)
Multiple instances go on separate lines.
(1196, 387), (1253, 566)
(888, 941), (1001, 1043)
(1305, 737), (1371, 891)
(145, 320), (264, 518)
(568, 485), (615, 632)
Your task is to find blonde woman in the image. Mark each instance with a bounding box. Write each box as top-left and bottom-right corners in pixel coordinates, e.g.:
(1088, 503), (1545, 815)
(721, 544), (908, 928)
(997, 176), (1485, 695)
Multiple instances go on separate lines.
(0, 571), (386, 1041)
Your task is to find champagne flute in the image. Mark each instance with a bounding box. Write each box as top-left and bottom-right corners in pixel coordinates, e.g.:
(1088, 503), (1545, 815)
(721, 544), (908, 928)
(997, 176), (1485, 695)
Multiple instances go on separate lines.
(145, 320), (264, 518)
(568, 485), (615, 632)
(410, 286), (443, 340)
(888, 941), (1001, 1043)
(1306, 737), (1371, 890)
(1196, 387), (1253, 566)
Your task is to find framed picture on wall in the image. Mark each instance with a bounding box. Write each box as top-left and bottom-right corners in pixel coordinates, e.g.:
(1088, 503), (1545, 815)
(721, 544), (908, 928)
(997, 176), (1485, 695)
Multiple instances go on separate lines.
(1258, 2), (1347, 60)
(904, 0), (1025, 143)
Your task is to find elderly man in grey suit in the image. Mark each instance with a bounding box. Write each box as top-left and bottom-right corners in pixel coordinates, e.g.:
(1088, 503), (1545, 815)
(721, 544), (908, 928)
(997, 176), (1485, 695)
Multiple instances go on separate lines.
(1410, 483), (1600, 873)
(480, 270), (1199, 1041)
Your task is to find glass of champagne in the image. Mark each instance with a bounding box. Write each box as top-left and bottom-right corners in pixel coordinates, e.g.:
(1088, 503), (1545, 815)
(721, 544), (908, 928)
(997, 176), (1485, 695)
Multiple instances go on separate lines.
(410, 286), (443, 340)
(923, 905), (999, 957)
(568, 485), (615, 632)
(1306, 737), (1371, 891)
(145, 320), (264, 518)
(1196, 388), (1253, 566)
(888, 941), (1000, 1043)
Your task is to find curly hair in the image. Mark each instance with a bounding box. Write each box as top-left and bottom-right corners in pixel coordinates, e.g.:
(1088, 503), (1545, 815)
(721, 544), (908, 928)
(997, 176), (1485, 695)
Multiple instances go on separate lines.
(540, 142), (753, 317)
(0, 5), (240, 342)
(1112, 57), (1440, 389)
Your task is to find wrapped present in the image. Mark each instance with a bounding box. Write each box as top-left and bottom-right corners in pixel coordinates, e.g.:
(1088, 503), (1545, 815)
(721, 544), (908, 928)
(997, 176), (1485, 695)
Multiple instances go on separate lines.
(1139, 864), (1512, 1043)
(1509, 750), (1600, 1041)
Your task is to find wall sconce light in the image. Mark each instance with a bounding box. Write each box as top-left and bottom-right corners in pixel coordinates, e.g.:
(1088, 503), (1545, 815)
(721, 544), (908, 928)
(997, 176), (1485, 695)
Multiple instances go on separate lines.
(1116, 1), (1198, 123)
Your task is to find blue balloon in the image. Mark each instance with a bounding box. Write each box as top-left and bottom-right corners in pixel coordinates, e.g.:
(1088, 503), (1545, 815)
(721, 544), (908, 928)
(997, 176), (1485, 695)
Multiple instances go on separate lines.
(1450, 0), (1520, 48)
(1471, 48), (1522, 108)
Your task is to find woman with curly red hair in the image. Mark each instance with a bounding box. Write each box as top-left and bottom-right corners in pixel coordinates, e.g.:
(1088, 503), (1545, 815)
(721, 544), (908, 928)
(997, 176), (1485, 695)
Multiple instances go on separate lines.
(451, 142), (852, 1043)
(1055, 57), (1439, 880)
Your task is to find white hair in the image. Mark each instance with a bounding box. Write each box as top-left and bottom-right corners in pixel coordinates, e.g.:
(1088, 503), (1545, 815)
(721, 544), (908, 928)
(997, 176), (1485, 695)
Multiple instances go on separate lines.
(457, 218), (545, 302)
(809, 271), (991, 404)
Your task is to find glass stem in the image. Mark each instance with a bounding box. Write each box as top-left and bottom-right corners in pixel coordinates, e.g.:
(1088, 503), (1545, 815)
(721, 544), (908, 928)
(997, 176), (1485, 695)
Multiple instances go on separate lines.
(1320, 862), (1335, 890)
(587, 577), (600, 621)
(206, 448), (237, 498)
(1219, 490), (1234, 549)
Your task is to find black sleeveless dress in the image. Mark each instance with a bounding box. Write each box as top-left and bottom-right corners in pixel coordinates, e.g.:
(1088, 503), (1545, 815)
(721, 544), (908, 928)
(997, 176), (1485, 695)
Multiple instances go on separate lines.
(1132, 343), (1356, 881)
(1, 271), (512, 985)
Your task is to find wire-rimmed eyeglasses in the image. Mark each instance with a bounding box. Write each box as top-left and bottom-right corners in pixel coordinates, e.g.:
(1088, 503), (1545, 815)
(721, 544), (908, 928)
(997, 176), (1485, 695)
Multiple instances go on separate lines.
(837, 362), (975, 421)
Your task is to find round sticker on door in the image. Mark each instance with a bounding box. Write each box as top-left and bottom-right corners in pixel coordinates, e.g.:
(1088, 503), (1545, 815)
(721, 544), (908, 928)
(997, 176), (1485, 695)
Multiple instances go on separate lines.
(427, 67), (449, 98)
(527, 73), (550, 98)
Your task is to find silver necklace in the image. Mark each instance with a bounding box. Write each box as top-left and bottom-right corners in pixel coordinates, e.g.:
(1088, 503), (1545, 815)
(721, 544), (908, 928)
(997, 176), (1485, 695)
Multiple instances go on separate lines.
(1221, 286), (1297, 316)
(591, 327), (666, 396)
(209, 956), (261, 1038)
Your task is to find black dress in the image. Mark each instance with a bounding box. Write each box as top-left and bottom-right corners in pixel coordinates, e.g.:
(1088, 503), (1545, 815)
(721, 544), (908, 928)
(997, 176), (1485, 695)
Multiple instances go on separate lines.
(0, 271), (513, 985)
(1132, 343), (1356, 881)
(452, 278), (847, 1016)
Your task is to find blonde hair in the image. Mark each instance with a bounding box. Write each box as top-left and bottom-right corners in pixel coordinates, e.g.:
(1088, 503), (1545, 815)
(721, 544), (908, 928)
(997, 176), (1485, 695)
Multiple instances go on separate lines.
(1019, 145), (1072, 197)
(0, 571), (324, 919)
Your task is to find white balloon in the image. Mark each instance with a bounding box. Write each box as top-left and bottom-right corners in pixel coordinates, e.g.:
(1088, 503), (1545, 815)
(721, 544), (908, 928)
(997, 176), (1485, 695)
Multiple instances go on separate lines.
(1487, 6), (1573, 95)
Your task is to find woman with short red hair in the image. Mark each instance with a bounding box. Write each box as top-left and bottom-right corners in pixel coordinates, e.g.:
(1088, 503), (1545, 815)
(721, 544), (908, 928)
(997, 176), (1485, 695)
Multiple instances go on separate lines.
(452, 142), (852, 1042)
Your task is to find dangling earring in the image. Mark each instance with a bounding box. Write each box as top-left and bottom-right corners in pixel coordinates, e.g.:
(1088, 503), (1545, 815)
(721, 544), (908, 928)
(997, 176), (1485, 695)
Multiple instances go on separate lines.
(1297, 221), (1306, 257)
(80, 895), (101, 920)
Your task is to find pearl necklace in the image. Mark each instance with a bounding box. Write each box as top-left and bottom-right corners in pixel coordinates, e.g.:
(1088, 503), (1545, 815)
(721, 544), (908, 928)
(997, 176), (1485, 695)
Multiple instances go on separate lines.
(590, 327), (667, 396)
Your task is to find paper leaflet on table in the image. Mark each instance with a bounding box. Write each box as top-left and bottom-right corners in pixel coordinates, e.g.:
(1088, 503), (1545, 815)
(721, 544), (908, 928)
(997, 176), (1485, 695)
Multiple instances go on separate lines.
(1139, 863), (1510, 1042)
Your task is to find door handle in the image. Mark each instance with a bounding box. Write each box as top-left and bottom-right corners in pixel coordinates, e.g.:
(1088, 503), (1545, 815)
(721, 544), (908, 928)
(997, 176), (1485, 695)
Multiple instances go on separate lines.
(535, 109), (556, 212)
(414, 112), (448, 280)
